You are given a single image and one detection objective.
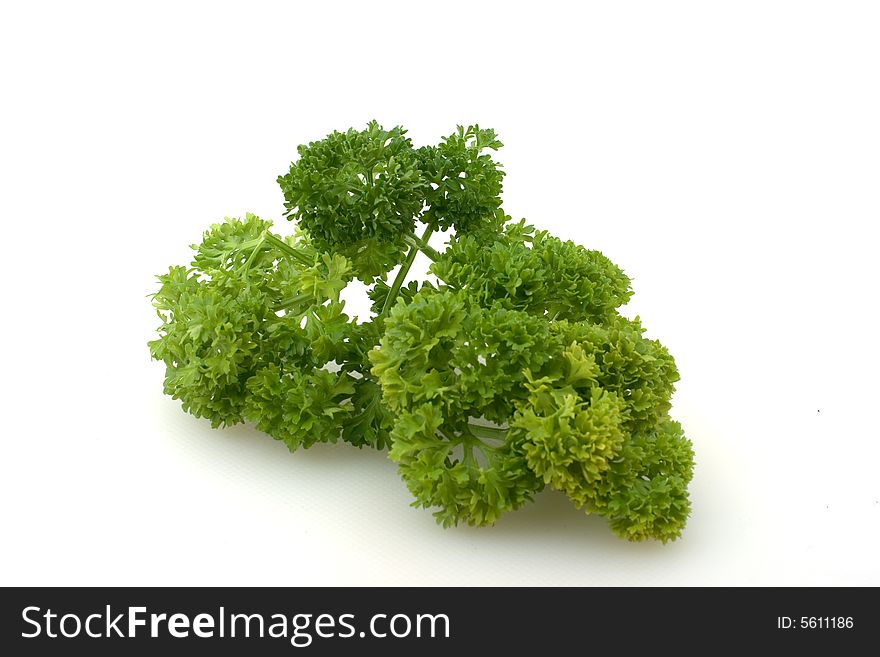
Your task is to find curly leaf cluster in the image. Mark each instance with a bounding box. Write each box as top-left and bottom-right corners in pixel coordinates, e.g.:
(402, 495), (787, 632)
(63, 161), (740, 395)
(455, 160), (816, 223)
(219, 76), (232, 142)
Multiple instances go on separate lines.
(432, 220), (633, 323)
(370, 291), (552, 526)
(151, 123), (696, 543)
(417, 125), (505, 233)
(149, 213), (387, 450)
(369, 286), (693, 541)
(278, 122), (424, 245)
(277, 122), (509, 281)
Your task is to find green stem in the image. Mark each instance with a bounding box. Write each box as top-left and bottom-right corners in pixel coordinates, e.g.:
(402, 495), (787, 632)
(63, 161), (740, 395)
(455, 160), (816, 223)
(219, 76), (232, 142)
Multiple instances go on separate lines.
(467, 423), (508, 443)
(276, 292), (312, 310)
(264, 233), (313, 267)
(243, 234), (265, 271)
(381, 225), (435, 316)
(403, 234), (440, 262)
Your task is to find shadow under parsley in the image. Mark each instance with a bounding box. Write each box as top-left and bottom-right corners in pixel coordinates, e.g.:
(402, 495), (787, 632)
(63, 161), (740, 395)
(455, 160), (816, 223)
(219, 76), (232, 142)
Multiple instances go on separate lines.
(160, 399), (688, 554)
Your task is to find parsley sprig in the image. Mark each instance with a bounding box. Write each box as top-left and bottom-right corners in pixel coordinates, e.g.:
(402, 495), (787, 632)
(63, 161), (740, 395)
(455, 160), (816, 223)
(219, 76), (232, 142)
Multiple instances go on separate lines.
(150, 123), (694, 542)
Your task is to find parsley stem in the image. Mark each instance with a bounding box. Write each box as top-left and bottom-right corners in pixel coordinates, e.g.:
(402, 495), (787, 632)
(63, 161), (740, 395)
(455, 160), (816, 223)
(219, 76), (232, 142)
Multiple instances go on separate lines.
(463, 442), (474, 465)
(381, 225), (435, 315)
(264, 233), (313, 267)
(402, 234), (440, 261)
(276, 292), (312, 310)
(467, 423), (508, 442)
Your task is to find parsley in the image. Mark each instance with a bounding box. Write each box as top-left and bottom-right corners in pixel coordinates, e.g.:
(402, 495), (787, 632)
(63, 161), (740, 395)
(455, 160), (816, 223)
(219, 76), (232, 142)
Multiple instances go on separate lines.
(150, 123), (694, 542)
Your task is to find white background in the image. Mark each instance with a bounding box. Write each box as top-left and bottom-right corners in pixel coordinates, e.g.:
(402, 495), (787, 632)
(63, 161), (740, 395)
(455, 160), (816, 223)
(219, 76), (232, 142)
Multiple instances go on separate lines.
(1, 1), (878, 586)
